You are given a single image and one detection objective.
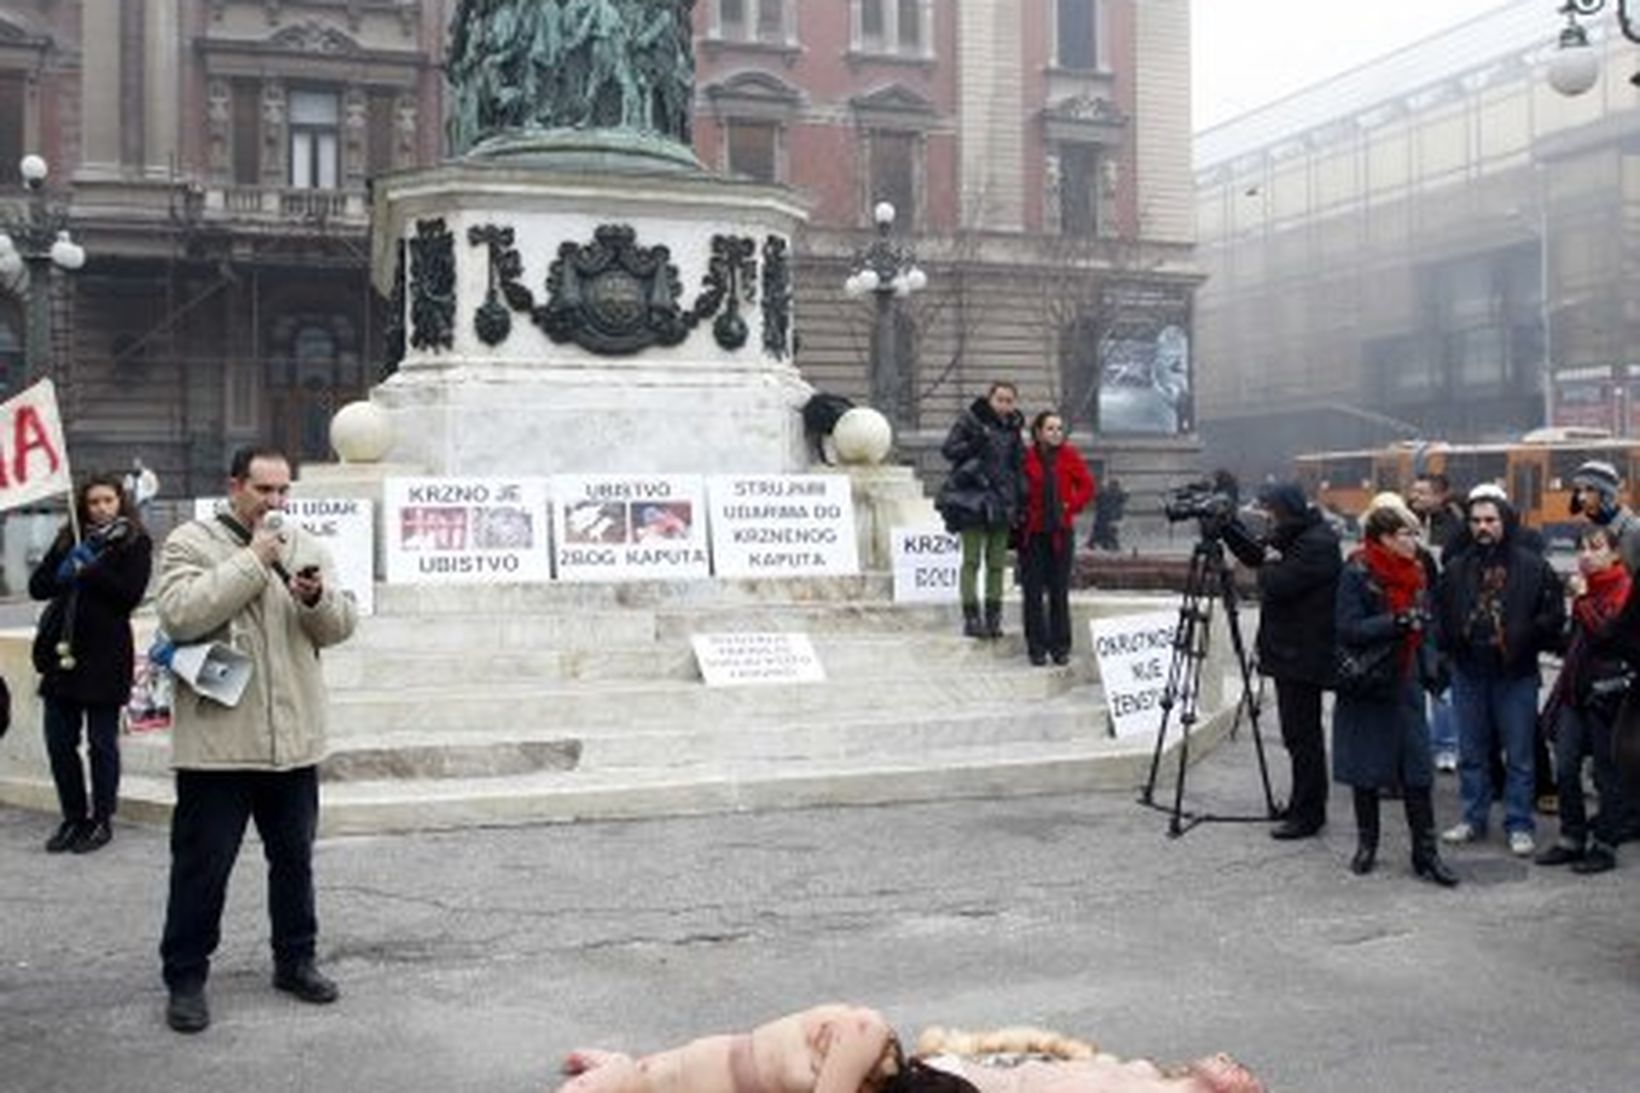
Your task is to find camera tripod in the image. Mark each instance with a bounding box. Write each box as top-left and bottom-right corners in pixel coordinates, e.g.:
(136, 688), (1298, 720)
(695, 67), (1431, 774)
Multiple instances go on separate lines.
(1138, 534), (1279, 837)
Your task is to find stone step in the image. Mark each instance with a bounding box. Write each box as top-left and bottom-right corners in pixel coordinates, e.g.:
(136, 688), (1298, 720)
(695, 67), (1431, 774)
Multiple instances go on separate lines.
(91, 703), (1235, 836)
(370, 575), (896, 616)
(320, 632), (1055, 688)
(115, 681), (1098, 780)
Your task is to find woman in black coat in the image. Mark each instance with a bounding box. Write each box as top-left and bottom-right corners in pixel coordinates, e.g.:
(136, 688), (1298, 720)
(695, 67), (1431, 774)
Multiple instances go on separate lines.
(935, 383), (1025, 639)
(1332, 500), (1457, 886)
(28, 473), (153, 854)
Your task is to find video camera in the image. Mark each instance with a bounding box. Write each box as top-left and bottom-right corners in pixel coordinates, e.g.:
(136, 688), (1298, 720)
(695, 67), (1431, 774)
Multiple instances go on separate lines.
(1163, 480), (1236, 527)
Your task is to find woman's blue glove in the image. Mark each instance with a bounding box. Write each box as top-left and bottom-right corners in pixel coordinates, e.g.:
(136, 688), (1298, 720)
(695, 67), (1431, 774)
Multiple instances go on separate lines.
(147, 637), (176, 670)
(54, 542), (98, 583)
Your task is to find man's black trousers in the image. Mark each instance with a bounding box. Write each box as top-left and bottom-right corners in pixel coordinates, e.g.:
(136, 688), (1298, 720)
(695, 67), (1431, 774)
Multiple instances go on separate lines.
(1275, 678), (1328, 829)
(160, 767), (319, 991)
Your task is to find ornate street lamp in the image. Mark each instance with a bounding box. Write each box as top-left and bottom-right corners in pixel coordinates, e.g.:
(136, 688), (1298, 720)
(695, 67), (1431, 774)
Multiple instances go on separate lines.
(1550, 0), (1640, 96)
(843, 201), (928, 428)
(0, 154), (87, 377)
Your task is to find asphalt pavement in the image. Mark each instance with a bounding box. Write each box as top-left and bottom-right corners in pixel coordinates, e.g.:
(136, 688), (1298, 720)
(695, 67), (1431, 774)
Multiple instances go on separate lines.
(3, 720), (1637, 1093)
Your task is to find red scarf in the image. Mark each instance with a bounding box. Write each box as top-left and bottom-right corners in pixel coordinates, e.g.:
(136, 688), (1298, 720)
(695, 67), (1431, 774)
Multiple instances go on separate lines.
(1355, 539), (1426, 662)
(1573, 562), (1631, 634)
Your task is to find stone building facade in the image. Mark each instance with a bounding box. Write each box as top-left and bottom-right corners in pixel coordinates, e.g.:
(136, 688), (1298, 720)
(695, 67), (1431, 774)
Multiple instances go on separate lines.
(1196, 3), (1640, 481)
(1, 0), (1197, 503)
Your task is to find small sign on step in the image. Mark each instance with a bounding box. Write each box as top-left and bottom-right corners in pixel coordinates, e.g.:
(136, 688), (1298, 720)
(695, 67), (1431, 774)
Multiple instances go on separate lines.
(692, 633), (826, 687)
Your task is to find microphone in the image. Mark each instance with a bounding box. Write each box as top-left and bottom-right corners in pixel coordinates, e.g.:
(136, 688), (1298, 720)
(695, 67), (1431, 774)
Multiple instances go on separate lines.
(261, 511), (294, 584)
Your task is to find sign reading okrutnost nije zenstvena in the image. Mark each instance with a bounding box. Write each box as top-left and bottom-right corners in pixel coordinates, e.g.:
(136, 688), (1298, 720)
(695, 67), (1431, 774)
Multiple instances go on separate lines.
(551, 474), (710, 582)
(706, 475), (858, 578)
(1090, 611), (1180, 739)
(384, 477), (550, 584)
(193, 497), (376, 616)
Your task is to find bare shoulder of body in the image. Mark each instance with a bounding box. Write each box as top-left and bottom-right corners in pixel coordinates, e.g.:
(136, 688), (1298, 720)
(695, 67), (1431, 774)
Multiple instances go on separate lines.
(745, 1005), (894, 1093)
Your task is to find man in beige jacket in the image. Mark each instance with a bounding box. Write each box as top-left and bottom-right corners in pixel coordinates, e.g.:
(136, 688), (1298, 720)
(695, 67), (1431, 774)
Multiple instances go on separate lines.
(156, 446), (357, 1034)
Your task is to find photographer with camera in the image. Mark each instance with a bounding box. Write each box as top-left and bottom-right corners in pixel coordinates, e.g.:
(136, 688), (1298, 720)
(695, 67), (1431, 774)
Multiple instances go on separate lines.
(1222, 481), (1342, 841)
(27, 473), (153, 855)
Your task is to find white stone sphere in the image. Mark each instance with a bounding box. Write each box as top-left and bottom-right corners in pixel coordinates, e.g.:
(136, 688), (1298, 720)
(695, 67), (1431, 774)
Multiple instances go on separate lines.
(330, 400), (394, 463)
(832, 406), (893, 465)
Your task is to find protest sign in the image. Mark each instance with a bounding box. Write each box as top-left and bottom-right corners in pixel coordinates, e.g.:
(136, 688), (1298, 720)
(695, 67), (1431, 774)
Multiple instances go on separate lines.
(691, 632), (826, 687)
(1089, 611), (1179, 739)
(706, 475), (858, 579)
(551, 474), (710, 581)
(891, 528), (961, 603)
(0, 379), (72, 512)
(194, 497), (376, 614)
(384, 477), (550, 584)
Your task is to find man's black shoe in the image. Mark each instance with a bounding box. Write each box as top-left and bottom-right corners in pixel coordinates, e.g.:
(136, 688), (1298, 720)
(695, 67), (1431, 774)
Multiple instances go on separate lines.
(1534, 842), (1583, 867)
(1270, 819), (1323, 841)
(166, 986), (210, 1034)
(1571, 846), (1616, 875)
(273, 962), (339, 1004)
(45, 820), (85, 854)
(1050, 651), (1070, 666)
(72, 818), (112, 854)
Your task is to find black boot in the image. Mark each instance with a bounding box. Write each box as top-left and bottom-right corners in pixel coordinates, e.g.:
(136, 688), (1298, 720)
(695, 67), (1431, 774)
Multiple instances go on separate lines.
(1406, 788), (1459, 887)
(983, 601), (1003, 640)
(962, 603), (984, 639)
(1351, 788), (1380, 875)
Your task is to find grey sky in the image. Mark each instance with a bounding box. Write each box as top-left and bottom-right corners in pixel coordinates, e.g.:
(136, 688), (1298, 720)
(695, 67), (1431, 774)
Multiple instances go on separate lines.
(1192, 0), (1534, 132)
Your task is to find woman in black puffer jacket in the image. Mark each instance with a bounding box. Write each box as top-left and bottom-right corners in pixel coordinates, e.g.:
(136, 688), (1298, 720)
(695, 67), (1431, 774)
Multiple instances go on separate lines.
(29, 473), (153, 855)
(936, 383), (1025, 639)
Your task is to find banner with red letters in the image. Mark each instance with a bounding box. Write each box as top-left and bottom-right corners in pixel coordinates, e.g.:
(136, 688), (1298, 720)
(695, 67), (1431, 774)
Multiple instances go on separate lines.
(0, 379), (72, 512)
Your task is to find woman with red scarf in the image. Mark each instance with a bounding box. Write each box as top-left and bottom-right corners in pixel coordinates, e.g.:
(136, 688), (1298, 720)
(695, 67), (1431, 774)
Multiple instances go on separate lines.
(1536, 524), (1632, 874)
(1332, 498), (1458, 886)
(1019, 412), (1094, 666)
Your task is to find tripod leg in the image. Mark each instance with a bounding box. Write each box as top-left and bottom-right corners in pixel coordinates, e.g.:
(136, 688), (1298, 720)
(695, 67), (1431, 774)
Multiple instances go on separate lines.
(1216, 562), (1281, 818)
(1143, 547), (1211, 811)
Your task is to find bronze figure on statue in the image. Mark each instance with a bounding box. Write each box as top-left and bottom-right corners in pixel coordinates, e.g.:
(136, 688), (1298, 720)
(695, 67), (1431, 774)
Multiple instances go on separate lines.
(447, 0), (697, 156)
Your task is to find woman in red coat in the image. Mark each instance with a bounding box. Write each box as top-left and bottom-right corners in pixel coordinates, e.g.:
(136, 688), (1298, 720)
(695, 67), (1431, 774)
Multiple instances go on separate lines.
(1019, 412), (1095, 665)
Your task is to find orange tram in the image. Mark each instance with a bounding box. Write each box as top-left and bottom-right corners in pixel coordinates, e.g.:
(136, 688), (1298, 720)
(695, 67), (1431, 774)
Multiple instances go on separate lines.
(1294, 430), (1640, 543)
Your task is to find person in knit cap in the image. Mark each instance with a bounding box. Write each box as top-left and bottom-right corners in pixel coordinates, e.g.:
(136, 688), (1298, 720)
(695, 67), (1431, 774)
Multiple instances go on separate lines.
(1224, 480), (1341, 840)
(1568, 460), (1640, 576)
(1434, 484), (1564, 857)
(1332, 493), (1457, 885)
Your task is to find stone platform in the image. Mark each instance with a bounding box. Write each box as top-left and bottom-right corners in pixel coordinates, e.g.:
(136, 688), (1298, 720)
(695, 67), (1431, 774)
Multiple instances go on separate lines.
(0, 579), (1238, 836)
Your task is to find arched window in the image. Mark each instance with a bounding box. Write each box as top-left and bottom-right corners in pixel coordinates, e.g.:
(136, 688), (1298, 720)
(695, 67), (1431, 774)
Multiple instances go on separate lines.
(0, 296), (23, 396)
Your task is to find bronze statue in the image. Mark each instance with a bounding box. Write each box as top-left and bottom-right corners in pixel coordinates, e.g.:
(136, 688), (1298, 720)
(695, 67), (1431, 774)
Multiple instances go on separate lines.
(447, 0), (697, 155)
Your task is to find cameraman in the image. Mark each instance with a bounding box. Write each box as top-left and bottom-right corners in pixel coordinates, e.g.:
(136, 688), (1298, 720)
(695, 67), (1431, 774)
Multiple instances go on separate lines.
(1224, 481), (1343, 840)
(28, 474), (153, 855)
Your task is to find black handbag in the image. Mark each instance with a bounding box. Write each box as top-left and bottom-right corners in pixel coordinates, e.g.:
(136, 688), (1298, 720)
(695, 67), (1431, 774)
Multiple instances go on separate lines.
(1333, 639), (1400, 702)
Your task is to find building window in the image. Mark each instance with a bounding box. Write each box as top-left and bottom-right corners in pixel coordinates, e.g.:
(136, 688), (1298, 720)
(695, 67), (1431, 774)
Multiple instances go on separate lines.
(855, 0), (931, 57)
(1059, 143), (1102, 237)
(231, 80), (261, 185)
(726, 120), (780, 182)
(0, 72), (24, 187)
(869, 130), (918, 227)
(0, 297), (21, 397)
(716, 0), (791, 43)
(288, 88), (340, 190)
(1056, 0), (1099, 70)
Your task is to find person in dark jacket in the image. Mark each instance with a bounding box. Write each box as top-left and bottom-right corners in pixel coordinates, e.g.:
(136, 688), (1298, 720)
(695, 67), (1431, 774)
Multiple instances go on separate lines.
(28, 472), (154, 854)
(1088, 478), (1127, 552)
(1225, 480), (1342, 840)
(1018, 412), (1095, 666)
(1567, 459), (1640, 576)
(1332, 498), (1458, 886)
(1409, 474), (1463, 772)
(1535, 524), (1632, 874)
(936, 383), (1025, 639)
(1435, 491), (1564, 856)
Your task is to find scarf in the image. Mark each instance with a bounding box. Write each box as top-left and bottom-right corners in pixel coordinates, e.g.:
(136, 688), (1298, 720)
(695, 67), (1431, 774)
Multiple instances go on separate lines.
(1037, 443), (1062, 532)
(1356, 538), (1425, 664)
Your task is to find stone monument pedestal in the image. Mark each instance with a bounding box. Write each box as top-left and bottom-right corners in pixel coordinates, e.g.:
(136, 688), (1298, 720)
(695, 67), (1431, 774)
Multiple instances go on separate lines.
(369, 163), (812, 477)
